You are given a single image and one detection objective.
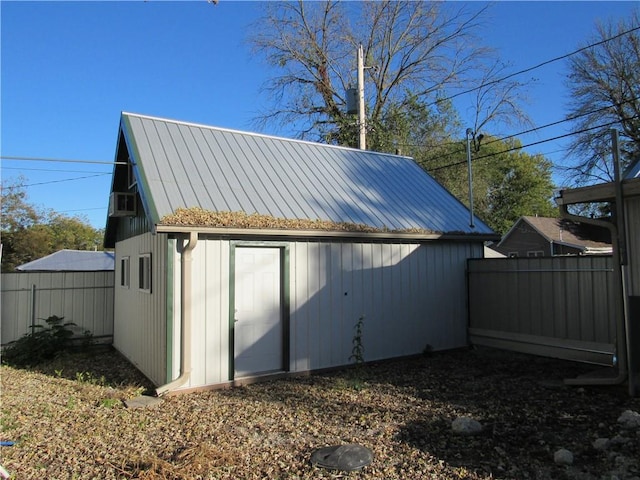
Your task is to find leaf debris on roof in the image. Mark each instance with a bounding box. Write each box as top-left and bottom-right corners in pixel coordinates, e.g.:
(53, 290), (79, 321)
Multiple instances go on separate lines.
(159, 207), (437, 234)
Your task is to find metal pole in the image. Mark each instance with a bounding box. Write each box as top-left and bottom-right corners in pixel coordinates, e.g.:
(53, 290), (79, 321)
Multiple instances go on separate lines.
(611, 128), (637, 396)
(466, 128), (475, 228)
(31, 284), (37, 335)
(358, 44), (366, 150)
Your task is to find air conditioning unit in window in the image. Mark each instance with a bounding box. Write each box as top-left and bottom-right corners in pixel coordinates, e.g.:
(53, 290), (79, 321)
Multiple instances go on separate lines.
(109, 192), (136, 217)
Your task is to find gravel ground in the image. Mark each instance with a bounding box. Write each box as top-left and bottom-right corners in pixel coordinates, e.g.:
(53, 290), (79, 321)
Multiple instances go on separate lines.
(1, 346), (639, 479)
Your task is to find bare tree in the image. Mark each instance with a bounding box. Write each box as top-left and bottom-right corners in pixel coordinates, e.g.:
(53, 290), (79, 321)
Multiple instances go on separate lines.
(564, 11), (640, 185)
(250, 1), (526, 150)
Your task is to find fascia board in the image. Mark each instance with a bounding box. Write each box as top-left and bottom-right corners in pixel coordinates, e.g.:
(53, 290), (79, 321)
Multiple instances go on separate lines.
(154, 224), (500, 243)
(120, 114), (159, 225)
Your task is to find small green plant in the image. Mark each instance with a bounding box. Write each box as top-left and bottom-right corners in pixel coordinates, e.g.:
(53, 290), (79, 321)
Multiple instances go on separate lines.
(100, 398), (121, 409)
(75, 371), (106, 386)
(349, 315), (365, 365)
(1, 315), (92, 367)
(348, 315), (366, 390)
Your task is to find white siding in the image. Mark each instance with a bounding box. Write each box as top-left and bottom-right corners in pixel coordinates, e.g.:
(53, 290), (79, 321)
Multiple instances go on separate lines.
(180, 238), (480, 390)
(113, 233), (168, 386)
(289, 241), (477, 371)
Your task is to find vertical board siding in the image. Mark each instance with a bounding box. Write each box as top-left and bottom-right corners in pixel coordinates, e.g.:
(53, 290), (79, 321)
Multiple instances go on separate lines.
(289, 240), (479, 372)
(113, 233), (168, 386)
(626, 196), (640, 296)
(178, 238), (481, 390)
(468, 256), (616, 364)
(1, 271), (114, 345)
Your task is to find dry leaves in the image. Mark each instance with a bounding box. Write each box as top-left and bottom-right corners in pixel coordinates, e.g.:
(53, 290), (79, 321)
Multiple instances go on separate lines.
(1, 347), (639, 479)
(159, 207), (436, 234)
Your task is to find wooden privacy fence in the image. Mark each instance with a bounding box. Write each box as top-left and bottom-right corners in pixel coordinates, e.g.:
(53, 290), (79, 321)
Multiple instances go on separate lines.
(1, 272), (114, 346)
(468, 256), (617, 365)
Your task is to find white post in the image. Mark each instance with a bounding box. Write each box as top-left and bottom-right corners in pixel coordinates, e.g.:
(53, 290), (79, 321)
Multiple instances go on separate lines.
(358, 44), (366, 150)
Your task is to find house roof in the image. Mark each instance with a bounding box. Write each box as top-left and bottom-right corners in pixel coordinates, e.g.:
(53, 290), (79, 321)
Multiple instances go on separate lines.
(16, 250), (115, 272)
(499, 216), (611, 252)
(108, 113), (495, 240)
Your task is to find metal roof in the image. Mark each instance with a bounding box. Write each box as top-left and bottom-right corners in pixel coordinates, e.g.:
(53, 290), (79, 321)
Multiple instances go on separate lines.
(16, 250), (115, 272)
(118, 112), (494, 236)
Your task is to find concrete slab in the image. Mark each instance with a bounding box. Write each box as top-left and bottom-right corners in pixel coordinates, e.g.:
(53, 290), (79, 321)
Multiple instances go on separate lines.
(124, 395), (162, 409)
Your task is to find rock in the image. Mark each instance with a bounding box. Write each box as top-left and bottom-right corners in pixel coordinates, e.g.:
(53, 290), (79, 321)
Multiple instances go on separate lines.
(617, 410), (640, 429)
(593, 438), (610, 450)
(310, 444), (373, 472)
(451, 417), (482, 435)
(554, 448), (574, 465)
(610, 434), (630, 446)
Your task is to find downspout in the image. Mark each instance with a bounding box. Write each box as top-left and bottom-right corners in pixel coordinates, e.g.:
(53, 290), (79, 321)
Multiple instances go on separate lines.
(558, 205), (628, 386)
(156, 231), (198, 396)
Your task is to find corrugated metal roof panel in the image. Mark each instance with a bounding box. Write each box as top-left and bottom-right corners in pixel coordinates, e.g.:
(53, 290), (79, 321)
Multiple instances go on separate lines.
(120, 113), (494, 235)
(16, 250), (115, 271)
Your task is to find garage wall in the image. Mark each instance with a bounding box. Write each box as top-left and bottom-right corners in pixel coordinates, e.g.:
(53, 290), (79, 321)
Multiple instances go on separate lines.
(181, 238), (481, 390)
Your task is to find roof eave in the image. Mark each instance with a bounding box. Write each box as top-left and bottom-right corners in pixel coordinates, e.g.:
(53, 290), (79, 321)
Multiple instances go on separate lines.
(154, 224), (500, 242)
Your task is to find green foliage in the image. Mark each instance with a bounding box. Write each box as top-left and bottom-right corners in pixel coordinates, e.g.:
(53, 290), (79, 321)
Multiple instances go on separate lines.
(348, 315), (366, 391)
(418, 135), (558, 235)
(349, 315), (365, 365)
(1, 315), (92, 367)
(1, 179), (104, 272)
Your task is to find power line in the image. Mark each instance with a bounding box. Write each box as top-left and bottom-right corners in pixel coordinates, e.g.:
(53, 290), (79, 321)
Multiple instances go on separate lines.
(2, 166), (112, 174)
(1, 155), (125, 165)
(2, 173), (111, 189)
(429, 116), (639, 172)
(432, 24), (640, 107)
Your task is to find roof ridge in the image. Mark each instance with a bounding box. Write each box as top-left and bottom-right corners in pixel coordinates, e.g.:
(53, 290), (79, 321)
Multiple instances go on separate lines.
(120, 111), (412, 160)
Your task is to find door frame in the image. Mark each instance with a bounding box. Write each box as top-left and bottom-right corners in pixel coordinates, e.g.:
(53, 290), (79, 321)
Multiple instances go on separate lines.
(228, 241), (290, 380)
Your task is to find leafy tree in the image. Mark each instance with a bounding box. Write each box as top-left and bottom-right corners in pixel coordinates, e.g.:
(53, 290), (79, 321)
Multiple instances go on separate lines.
(250, 1), (528, 150)
(564, 11), (640, 185)
(1, 178), (104, 272)
(419, 136), (558, 235)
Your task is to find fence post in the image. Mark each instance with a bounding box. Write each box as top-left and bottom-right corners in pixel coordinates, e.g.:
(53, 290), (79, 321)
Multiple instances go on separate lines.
(30, 284), (37, 335)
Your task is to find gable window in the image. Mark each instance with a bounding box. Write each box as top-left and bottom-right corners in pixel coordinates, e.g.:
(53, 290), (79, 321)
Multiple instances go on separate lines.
(139, 253), (152, 293)
(120, 256), (130, 288)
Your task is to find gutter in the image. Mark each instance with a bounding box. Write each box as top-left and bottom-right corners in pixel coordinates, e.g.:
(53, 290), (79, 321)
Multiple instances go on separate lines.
(156, 231), (198, 396)
(155, 224), (500, 243)
(557, 204), (628, 386)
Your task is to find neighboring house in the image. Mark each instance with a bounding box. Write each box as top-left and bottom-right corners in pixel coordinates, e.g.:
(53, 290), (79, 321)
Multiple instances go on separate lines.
(16, 249), (115, 272)
(556, 158), (640, 396)
(104, 112), (498, 394)
(494, 216), (612, 257)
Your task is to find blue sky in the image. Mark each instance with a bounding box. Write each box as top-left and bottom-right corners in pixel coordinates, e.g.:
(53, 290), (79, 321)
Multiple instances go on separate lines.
(1, 1), (638, 229)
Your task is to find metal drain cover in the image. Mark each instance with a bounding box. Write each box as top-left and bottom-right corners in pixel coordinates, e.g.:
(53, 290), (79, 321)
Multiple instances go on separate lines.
(310, 444), (373, 471)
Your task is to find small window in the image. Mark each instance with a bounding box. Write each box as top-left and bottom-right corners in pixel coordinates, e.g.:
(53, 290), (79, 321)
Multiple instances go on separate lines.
(120, 257), (130, 288)
(527, 250), (544, 257)
(139, 254), (152, 293)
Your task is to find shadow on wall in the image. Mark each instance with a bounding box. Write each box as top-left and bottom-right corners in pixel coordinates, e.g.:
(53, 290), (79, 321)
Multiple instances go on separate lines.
(230, 239), (474, 380)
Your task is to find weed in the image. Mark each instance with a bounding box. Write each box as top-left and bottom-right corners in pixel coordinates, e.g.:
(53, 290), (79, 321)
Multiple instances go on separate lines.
(349, 315), (365, 365)
(100, 398), (121, 409)
(348, 315), (366, 390)
(75, 371), (106, 386)
(1, 315), (93, 367)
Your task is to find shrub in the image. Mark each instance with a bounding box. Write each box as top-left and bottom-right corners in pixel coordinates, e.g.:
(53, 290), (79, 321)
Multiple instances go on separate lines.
(1, 315), (92, 367)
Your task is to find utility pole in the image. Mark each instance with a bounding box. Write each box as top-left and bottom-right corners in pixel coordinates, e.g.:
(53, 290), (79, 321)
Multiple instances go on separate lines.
(357, 44), (366, 150)
(465, 128), (475, 228)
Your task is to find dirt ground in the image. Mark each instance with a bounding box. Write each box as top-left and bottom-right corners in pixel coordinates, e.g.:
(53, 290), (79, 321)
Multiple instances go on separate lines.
(1, 346), (639, 479)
